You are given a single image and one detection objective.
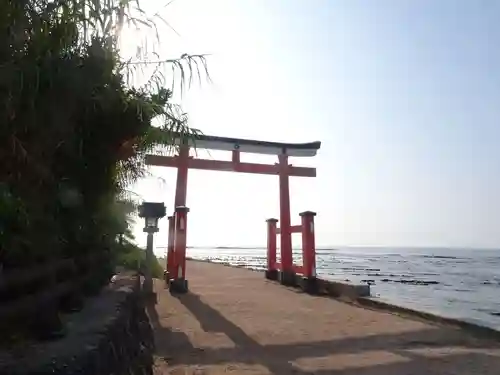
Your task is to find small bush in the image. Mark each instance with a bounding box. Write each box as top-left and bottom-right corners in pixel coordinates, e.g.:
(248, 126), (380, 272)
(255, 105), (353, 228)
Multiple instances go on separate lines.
(113, 242), (164, 279)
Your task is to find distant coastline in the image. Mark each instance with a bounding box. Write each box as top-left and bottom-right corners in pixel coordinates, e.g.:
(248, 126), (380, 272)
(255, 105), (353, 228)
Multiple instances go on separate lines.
(157, 245), (500, 251)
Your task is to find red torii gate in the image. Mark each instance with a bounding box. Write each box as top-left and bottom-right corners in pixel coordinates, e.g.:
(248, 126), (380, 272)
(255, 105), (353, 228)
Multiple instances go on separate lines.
(145, 134), (321, 293)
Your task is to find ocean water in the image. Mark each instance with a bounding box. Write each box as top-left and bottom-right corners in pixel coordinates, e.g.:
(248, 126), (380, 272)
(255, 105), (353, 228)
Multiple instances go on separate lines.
(158, 246), (500, 330)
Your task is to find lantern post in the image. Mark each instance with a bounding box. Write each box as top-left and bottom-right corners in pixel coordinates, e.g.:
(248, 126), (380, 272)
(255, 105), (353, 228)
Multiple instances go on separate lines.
(138, 202), (166, 299)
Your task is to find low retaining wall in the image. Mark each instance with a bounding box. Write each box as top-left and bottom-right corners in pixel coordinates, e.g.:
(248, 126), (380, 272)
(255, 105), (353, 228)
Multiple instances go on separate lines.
(285, 272), (370, 298)
(357, 297), (500, 341)
(313, 276), (371, 298)
(186, 258), (371, 298)
(0, 275), (155, 375)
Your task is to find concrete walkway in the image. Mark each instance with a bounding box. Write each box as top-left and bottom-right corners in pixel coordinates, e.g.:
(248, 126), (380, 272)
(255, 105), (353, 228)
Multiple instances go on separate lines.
(149, 260), (500, 374)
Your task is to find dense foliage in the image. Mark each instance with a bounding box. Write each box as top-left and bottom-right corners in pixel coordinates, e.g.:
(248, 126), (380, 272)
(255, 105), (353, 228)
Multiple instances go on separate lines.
(115, 241), (164, 279)
(0, 0), (206, 337)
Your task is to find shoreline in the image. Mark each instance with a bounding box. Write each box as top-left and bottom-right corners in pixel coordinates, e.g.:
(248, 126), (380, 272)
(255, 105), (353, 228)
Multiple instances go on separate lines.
(186, 256), (500, 341)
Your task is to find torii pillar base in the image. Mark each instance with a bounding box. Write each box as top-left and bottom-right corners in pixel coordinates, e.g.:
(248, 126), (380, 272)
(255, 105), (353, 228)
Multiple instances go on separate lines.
(169, 278), (189, 294)
(169, 206), (190, 295)
(278, 270), (296, 287)
(265, 269), (278, 281)
(298, 276), (319, 295)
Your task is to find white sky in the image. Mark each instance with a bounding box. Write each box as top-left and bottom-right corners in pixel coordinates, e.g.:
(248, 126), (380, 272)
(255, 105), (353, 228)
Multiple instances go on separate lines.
(126, 0), (500, 250)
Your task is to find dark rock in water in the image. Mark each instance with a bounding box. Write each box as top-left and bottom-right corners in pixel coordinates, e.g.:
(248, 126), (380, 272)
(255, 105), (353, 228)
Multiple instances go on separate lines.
(489, 312), (500, 317)
(481, 281), (497, 285)
(423, 280), (439, 285)
(381, 279), (390, 282)
(397, 280), (439, 286)
(361, 279), (375, 285)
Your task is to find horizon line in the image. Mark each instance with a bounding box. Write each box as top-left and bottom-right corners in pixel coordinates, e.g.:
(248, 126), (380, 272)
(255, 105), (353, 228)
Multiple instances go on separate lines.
(151, 244), (500, 251)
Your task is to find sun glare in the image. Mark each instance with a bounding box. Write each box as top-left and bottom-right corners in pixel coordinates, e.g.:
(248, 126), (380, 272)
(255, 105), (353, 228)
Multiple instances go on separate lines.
(118, 26), (144, 60)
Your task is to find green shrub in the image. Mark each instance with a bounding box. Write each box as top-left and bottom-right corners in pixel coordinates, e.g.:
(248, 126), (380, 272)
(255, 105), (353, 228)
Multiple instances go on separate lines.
(113, 242), (164, 279)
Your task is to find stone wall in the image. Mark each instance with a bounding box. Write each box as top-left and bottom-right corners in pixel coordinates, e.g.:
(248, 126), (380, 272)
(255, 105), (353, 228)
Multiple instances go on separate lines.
(0, 275), (155, 375)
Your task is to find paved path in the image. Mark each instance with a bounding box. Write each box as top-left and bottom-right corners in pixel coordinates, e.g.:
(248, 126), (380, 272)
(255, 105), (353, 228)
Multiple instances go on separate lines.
(149, 260), (500, 374)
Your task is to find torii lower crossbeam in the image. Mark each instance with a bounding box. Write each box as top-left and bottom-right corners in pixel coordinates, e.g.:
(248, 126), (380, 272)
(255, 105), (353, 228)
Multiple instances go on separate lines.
(145, 154), (316, 177)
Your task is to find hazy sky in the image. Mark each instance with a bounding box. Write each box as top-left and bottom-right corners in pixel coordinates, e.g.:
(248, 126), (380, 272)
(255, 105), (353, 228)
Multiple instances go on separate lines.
(129, 0), (500, 249)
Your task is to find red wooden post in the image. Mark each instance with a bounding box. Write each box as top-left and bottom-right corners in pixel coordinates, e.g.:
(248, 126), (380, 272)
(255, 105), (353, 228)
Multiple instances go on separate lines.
(300, 211), (317, 278)
(166, 215), (175, 281)
(174, 145), (189, 207)
(265, 218), (279, 280)
(170, 144), (190, 294)
(299, 211), (318, 293)
(170, 206), (189, 293)
(278, 153), (294, 285)
(232, 149), (240, 163)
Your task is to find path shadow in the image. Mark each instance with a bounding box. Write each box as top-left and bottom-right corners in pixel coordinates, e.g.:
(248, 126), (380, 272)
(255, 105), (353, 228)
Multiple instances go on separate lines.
(171, 292), (500, 374)
(145, 297), (194, 366)
(173, 292), (312, 374)
(311, 351), (500, 375)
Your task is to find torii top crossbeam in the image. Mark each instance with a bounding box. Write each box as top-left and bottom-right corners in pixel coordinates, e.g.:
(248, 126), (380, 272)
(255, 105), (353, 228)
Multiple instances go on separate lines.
(146, 133), (321, 178)
(170, 133), (321, 157)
